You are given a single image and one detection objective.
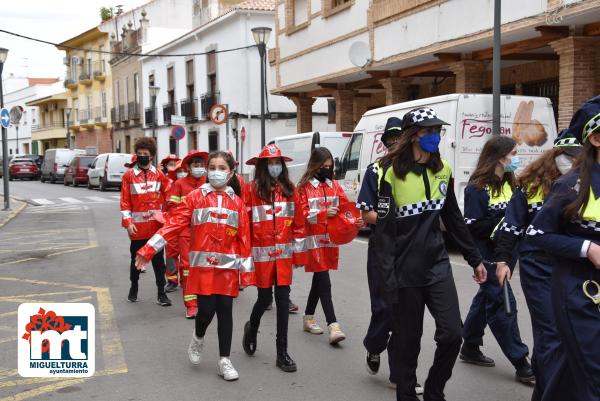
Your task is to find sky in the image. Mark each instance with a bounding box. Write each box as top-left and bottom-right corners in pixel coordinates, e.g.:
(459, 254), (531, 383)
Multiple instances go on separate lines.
(0, 0), (148, 80)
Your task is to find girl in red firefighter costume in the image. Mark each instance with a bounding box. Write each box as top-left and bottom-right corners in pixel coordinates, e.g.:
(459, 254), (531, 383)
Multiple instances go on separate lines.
(136, 151), (253, 381)
(241, 144), (306, 372)
(298, 147), (358, 344)
(166, 150), (209, 319)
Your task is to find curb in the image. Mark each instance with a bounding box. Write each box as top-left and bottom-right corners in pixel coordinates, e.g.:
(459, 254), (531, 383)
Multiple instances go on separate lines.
(0, 199), (27, 229)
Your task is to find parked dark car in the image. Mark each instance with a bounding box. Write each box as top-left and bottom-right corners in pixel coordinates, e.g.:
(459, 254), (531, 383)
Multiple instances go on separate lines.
(64, 155), (97, 187)
(8, 158), (39, 180)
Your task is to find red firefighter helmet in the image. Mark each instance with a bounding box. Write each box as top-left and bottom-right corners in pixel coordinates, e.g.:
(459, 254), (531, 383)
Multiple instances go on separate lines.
(182, 150), (209, 167)
(328, 202), (361, 245)
(124, 154), (137, 168)
(160, 154), (180, 167)
(245, 144), (293, 165)
(168, 160), (186, 181)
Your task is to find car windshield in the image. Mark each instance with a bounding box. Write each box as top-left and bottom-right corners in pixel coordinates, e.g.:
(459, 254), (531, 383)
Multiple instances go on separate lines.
(12, 160), (34, 165)
(79, 156), (96, 166)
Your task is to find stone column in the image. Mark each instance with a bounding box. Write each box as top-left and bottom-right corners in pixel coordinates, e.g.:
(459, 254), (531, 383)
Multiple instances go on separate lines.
(334, 89), (355, 132)
(289, 95), (316, 133)
(450, 60), (487, 93)
(379, 77), (410, 105)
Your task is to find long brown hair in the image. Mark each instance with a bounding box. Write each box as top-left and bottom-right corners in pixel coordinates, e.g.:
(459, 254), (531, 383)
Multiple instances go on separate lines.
(517, 147), (563, 199)
(564, 141), (595, 220)
(469, 136), (516, 197)
(298, 147), (334, 188)
(253, 158), (294, 201)
(206, 151), (242, 197)
(379, 126), (443, 180)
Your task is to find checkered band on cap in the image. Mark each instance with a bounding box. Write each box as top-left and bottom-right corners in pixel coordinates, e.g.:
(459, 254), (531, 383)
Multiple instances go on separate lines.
(395, 198), (445, 218)
(584, 112), (600, 142)
(554, 137), (579, 147)
(410, 108), (437, 124)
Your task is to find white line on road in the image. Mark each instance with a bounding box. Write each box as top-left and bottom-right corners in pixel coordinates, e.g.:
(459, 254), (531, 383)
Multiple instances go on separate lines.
(31, 198), (55, 205)
(109, 195), (121, 200)
(85, 196), (112, 202)
(59, 197), (84, 204)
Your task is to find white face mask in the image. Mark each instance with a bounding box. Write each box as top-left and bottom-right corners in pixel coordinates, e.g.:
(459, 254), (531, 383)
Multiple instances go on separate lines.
(208, 170), (230, 188)
(555, 154), (573, 175)
(190, 167), (206, 178)
(176, 171), (188, 179)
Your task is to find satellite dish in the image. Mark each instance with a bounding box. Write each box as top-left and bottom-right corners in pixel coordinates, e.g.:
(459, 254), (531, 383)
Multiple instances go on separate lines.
(10, 105), (23, 125)
(349, 41), (371, 68)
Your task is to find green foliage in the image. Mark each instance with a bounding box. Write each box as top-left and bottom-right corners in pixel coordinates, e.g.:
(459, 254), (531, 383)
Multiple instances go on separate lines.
(100, 7), (113, 22)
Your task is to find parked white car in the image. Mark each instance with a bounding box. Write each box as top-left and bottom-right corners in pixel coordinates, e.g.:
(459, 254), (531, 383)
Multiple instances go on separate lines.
(87, 153), (131, 191)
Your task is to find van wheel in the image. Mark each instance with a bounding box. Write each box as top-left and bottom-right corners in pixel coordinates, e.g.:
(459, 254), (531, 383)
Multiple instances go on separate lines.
(99, 177), (107, 192)
(40, 175), (46, 183)
(87, 181), (92, 190)
(64, 178), (69, 186)
(50, 174), (56, 184)
(73, 180), (78, 188)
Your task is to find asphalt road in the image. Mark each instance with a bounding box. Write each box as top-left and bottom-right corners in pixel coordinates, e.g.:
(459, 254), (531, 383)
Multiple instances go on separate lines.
(0, 180), (535, 401)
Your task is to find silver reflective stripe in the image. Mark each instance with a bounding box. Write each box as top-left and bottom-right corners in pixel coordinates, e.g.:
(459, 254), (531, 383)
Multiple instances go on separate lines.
(293, 237), (306, 253)
(147, 234), (166, 252)
(189, 251), (240, 270)
(239, 257), (254, 273)
(131, 210), (159, 223)
(130, 181), (161, 194)
(192, 207), (239, 228)
(252, 243), (294, 263)
(307, 209), (320, 224)
(121, 210), (132, 220)
(251, 202), (295, 223)
(307, 196), (339, 210)
(305, 234), (337, 250)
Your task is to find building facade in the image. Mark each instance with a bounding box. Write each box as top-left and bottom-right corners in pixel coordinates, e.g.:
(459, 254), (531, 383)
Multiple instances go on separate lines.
(141, 0), (333, 173)
(26, 91), (70, 154)
(272, 0), (600, 131)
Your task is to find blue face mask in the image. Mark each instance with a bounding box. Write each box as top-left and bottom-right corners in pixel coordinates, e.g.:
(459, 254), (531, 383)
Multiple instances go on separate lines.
(268, 163), (283, 178)
(504, 156), (520, 173)
(418, 132), (441, 153)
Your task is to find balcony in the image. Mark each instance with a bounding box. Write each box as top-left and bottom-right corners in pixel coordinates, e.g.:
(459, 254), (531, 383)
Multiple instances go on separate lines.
(118, 104), (127, 123)
(145, 107), (156, 128)
(79, 110), (94, 128)
(200, 92), (219, 119)
(110, 107), (117, 123)
(79, 72), (92, 86)
(93, 61), (106, 81)
(64, 79), (78, 90)
(31, 122), (67, 132)
(31, 122), (71, 142)
(128, 102), (140, 120)
(162, 103), (174, 125)
(180, 98), (197, 122)
(94, 107), (108, 126)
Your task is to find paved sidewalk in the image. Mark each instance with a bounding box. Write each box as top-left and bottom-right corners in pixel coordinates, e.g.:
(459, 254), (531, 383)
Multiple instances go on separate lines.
(0, 198), (27, 228)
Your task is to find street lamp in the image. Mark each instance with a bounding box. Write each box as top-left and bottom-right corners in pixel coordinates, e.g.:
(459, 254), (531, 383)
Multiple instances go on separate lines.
(251, 27), (271, 148)
(0, 47), (10, 211)
(65, 108), (71, 149)
(149, 85), (159, 163)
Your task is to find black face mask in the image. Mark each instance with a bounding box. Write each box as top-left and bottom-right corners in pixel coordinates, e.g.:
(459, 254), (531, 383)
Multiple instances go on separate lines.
(316, 167), (333, 182)
(137, 155), (151, 168)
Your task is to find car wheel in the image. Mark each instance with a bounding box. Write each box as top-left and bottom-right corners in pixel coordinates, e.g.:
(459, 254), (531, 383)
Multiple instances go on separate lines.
(99, 176), (107, 192)
(50, 174), (56, 184)
(87, 180), (92, 190)
(40, 175), (45, 183)
(73, 180), (78, 187)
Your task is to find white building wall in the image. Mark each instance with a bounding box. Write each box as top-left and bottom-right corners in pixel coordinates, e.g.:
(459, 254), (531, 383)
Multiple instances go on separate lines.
(142, 10), (333, 165)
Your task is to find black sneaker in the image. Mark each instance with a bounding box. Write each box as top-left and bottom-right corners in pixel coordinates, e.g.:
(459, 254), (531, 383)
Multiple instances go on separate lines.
(515, 358), (535, 384)
(459, 344), (495, 367)
(156, 294), (172, 306)
(164, 282), (178, 293)
(242, 321), (258, 356)
(128, 287), (138, 303)
(366, 352), (380, 375)
(276, 352), (297, 372)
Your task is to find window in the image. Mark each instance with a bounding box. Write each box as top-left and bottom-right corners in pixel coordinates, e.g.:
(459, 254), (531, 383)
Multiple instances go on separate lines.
(327, 99), (336, 124)
(116, 80), (121, 106)
(294, 0), (308, 25)
(86, 56), (92, 76)
(167, 67), (175, 106)
(332, 0), (351, 7)
(344, 133), (363, 171)
(133, 73), (139, 104)
(207, 51), (216, 95)
(208, 130), (219, 151)
(101, 92), (107, 118)
(125, 135), (131, 153)
(87, 95), (93, 115)
(189, 131), (197, 152)
(125, 77), (129, 104)
(186, 59), (195, 100)
(323, 0), (354, 18)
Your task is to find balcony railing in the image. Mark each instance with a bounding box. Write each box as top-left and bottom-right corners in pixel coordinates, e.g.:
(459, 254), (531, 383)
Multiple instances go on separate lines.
(118, 104), (127, 122)
(110, 107), (117, 123)
(93, 107), (107, 123)
(180, 98), (197, 122)
(78, 110), (91, 124)
(31, 122), (67, 132)
(145, 107), (156, 127)
(93, 61), (106, 78)
(128, 102), (140, 120)
(200, 92), (219, 119)
(79, 72), (92, 84)
(162, 103), (174, 125)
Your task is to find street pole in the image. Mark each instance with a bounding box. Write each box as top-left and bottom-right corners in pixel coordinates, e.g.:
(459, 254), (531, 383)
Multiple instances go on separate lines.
(65, 110), (71, 149)
(15, 126), (18, 154)
(0, 55), (10, 210)
(225, 104), (230, 151)
(492, 0), (501, 135)
(259, 43), (266, 148)
(152, 95), (157, 164)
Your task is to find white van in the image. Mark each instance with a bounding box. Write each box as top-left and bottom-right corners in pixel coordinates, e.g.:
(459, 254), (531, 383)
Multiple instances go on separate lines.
(87, 153), (131, 191)
(40, 148), (86, 183)
(336, 94), (558, 209)
(269, 131), (353, 184)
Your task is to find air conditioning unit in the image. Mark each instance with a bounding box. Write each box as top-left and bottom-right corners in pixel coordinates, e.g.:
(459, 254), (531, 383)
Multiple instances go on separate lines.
(63, 57), (71, 65)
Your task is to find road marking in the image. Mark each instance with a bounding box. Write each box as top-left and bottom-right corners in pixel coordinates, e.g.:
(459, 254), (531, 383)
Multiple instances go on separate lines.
(30, 199), (54, 205)
(109, 195), (121, 200)
(85, 196), (111, 202)
(96, 288), (128, 373)
(0, 377), (90, 401)
(0, 311), (17, 318)
(352, 237), (369, 244)
(0, 337), (15, 345)
(58, 197), (83, 204)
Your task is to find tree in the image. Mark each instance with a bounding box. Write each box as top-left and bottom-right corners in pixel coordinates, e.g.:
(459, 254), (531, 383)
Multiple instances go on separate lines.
(100, 7), (113, 22)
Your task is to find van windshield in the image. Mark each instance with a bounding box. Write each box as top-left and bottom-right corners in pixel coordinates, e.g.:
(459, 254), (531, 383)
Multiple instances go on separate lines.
(320, 136), (351, 160)
(276, 137), (313, 166)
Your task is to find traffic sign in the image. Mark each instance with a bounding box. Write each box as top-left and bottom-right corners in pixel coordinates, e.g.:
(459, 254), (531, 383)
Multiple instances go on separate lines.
(171, 125), (186, 141)
(171, 115), (186, 126)
(209, 104), (228, 125)
(0, 108), (10, 129)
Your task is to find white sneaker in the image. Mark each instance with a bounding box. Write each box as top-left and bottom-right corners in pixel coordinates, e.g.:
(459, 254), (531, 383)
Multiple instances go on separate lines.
(303, 314), (324, 334)
(217, 357), (239, 381)
(328, 322), (346, 344)
(188, 331), (204, 365)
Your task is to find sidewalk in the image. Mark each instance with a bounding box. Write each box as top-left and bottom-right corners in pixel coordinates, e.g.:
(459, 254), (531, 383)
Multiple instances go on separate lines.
(0, 198), (27, 228)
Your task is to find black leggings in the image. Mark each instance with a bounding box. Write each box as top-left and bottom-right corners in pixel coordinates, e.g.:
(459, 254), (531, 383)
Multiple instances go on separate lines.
(129, 239), (166, 296)
(305, 271), (337, 325)
(195, 294), (234, 357)
(250, 286), (290, 346)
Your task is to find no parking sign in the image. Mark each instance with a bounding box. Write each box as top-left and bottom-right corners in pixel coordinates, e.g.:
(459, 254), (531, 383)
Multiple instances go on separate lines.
(171, 125), (186, 141)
